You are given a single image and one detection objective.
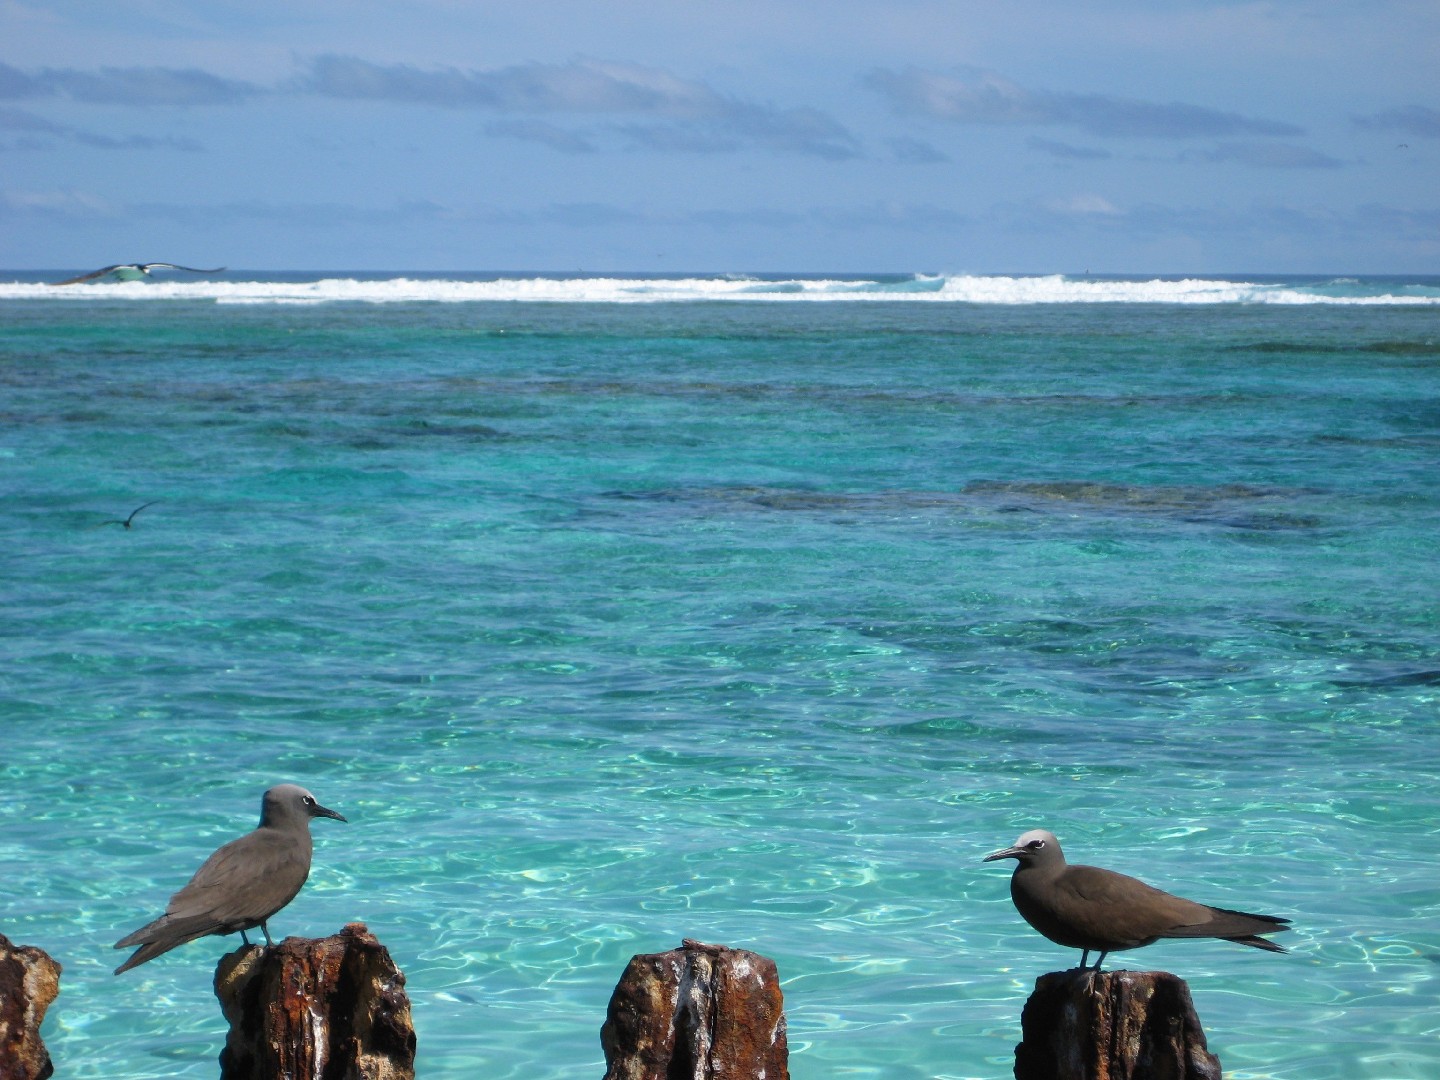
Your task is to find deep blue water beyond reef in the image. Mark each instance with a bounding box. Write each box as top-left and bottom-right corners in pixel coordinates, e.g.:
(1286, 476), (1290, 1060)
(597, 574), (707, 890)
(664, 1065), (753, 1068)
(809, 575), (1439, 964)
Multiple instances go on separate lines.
(2, 273), (1438, 1079)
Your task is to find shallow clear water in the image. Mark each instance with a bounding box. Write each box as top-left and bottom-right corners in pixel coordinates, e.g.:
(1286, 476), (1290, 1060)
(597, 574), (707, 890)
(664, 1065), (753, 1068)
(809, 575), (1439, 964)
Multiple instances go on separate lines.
(2, 276), (1439, 1078)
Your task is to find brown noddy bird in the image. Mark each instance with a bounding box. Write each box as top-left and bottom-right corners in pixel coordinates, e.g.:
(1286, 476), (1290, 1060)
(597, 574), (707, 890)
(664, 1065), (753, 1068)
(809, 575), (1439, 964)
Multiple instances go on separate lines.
(114, 784), (346, 975)
(983, 829), (1289, 970)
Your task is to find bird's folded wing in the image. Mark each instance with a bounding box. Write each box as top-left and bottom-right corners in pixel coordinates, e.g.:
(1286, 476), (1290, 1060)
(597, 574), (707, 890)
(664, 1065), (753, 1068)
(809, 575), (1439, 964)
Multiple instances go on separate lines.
(1061, 866), (1214, 936)
(163, 831), (308, 923)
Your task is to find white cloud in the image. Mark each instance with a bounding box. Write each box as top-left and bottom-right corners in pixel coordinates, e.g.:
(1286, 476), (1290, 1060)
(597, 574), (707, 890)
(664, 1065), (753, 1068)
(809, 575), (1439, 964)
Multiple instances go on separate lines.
(300, 55), (862, 159)
(1045, 194), (1123, 217)
(0, 187), (120, 217)
(23, 65), (261, 106)
(886, 137), (950, 164)
(1352, 106), (1440, 139)
(1027, 137), (1111, 161)
(1195, 142), (1344, 169)
(485, 119), (598, 154)
(0, 106), (202, 151)
(863, 67), (1303, 139)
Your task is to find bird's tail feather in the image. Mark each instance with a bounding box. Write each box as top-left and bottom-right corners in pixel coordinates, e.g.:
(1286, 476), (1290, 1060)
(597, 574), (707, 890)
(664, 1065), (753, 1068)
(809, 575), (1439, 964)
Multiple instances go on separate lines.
(114, 916), (167, 950)
(114, 940), (174, 975)
(1163, 904), (1290, 943)
(113, 914), (226, 974)
(1227, 934), (1288, 953)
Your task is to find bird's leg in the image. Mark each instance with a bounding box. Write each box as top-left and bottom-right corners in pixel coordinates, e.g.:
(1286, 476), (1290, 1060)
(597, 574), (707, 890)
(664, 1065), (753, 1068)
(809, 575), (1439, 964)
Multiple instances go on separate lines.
(1078, 950), (1090, 970)
(1091, 951), (1108, 971)
(240, 929), (252, 946)
(261, 922), (275, 947)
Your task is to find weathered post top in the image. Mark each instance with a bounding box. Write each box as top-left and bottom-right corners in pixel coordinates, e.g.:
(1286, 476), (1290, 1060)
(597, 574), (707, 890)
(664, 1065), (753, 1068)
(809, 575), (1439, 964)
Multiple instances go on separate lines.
(1014, 968), (1222, 1080)
(601, 938), (789, 1080)
(214, 921), (416, 1080)
(0, 932), (61, 1080)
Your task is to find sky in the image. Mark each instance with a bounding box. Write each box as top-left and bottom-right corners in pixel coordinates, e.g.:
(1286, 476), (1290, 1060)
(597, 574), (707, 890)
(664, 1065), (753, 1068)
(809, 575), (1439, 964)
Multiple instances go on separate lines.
(2, 1), (1437, 273)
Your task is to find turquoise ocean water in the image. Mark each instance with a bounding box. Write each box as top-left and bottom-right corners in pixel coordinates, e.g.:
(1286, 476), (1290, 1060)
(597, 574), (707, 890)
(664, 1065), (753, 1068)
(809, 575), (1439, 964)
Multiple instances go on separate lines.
(2, 271), (1438, 1078)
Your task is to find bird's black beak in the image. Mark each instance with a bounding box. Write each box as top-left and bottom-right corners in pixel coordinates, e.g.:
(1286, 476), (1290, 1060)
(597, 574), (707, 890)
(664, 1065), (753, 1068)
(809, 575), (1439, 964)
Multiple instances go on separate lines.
(983, 845), (1024, 863)
(313, 803), (347, 823)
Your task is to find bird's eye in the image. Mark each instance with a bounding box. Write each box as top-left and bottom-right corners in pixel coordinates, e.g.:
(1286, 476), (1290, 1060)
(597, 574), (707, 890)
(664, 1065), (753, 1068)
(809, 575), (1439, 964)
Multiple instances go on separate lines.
(1027, 839), (1045, 850)
(302, 796), (316, 806)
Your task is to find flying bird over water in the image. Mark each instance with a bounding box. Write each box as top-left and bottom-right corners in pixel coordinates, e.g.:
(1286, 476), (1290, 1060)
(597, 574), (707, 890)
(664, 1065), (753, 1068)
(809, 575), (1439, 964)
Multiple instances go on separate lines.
(114, 784), (347, 975)
(98, 501), (158, 529)
(51, 263), (225, 286)
(984, 829), (1290, 971)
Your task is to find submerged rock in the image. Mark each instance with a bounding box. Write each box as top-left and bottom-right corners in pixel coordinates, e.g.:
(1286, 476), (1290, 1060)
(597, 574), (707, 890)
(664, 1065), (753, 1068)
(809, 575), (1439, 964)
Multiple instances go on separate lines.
(1014, 969), (1221, 1080)
(0, 932), (61, 1080)
(601, 938), (789, 1080)
(603, 479), (1320, 530)
(214, 922), (415, 1080)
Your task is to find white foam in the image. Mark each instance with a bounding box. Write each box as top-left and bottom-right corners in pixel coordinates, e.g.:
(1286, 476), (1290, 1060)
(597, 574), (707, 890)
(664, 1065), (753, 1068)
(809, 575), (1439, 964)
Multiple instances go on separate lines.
(2, 273), (1436, 305)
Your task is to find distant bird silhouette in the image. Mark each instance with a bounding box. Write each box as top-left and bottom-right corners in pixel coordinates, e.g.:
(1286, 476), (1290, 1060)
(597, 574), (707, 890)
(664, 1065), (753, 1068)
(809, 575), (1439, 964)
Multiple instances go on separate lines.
(51, 263), (225, 286)
(114, 784), (347, 975)
(99, 501), (158, 529)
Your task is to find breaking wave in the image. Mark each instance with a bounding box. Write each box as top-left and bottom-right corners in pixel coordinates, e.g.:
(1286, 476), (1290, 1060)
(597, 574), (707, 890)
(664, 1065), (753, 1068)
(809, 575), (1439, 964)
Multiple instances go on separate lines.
(4, 272), (1438, 305)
